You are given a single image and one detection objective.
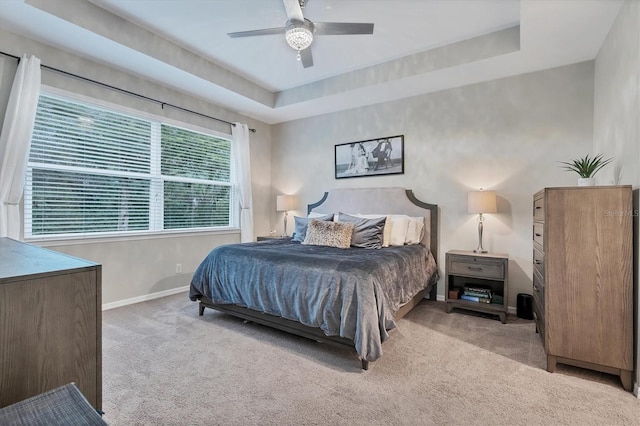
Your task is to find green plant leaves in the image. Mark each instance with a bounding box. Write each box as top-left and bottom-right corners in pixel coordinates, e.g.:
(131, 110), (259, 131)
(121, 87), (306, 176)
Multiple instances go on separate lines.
(559, 153), (613, 178)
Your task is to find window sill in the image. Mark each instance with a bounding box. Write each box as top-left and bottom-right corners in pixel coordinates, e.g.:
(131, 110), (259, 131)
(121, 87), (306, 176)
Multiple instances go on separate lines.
(26, 227), (240, 247)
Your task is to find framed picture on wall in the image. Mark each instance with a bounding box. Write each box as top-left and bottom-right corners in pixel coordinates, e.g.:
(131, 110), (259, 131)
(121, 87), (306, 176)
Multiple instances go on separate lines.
(334, 135), (404, 179)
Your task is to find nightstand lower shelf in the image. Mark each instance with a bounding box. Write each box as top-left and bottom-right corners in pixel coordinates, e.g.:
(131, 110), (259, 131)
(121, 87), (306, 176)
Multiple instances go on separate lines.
(445, 299), (507, 323)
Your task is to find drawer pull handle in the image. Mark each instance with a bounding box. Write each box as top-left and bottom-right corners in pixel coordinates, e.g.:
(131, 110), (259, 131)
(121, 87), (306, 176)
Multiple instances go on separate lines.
(467, 266), (483, 271)
(534, 233), (542, 237)
(533, 285), (539, 292)
(534, 260), (541, 264)
(535, 206), (542, 209)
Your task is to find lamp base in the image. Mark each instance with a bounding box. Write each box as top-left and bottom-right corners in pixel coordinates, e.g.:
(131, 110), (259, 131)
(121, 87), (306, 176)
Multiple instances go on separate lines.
(282, 212), (289, 237)
(474, 214), (487, 254)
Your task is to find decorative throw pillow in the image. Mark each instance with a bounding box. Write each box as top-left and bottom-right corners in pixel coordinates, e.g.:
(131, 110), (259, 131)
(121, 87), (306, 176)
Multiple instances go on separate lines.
(356, 214), (391, 247)
(302, 219), (354, 249)
(292, 214), (334, 242)
(337, 213), (386, 249)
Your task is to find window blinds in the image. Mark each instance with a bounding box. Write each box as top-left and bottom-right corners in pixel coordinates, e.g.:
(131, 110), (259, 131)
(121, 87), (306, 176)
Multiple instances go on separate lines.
(24, 93), (235, 238)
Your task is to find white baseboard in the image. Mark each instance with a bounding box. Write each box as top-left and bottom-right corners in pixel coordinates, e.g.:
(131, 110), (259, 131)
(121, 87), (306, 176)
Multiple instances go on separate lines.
(102, 285), (189, 311)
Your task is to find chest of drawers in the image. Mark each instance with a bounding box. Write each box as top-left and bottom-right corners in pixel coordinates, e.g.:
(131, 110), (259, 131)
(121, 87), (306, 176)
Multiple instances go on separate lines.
(533, 186), (633, 391)
(0, 238), (102, 408)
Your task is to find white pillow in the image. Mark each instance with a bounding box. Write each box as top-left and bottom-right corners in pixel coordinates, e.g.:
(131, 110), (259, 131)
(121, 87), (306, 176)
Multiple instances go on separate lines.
(405, 217), (425, 245)
(356, 214), (391, 247)
(388, 215), (410, 246)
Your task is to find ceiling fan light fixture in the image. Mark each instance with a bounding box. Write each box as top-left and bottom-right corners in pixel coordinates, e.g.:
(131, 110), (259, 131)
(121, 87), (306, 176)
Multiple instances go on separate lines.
(285, 22), (313, 52)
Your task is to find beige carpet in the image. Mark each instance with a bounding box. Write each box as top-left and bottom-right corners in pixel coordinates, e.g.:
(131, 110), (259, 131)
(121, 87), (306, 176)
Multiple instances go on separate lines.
(102, 293), (639, 425)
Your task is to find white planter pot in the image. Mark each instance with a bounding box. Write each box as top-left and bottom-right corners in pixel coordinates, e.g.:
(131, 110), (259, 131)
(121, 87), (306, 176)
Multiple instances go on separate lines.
(578, 178), (595, 186)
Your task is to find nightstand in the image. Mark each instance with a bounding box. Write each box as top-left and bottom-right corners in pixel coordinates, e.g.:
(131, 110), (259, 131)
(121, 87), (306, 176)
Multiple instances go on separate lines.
(445, 250), (509, 323)
(256, 235), (290, 241)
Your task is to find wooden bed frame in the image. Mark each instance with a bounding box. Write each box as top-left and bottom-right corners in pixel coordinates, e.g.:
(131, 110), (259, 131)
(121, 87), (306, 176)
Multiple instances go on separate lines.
(197, 187), (439, 370)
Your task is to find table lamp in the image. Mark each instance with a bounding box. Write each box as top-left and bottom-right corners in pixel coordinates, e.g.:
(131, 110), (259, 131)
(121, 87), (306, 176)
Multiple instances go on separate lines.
(467, 189), (497, 253)
(276, 194), (297, 237)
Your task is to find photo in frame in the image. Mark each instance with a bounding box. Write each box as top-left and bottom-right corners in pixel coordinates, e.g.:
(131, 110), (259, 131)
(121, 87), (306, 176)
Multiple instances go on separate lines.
(334, 135), (404, 179)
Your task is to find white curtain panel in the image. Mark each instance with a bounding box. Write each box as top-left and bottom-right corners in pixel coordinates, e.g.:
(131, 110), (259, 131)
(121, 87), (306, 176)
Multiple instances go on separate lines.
(231, 123), (254, 242)
(0, 54), (41, 239)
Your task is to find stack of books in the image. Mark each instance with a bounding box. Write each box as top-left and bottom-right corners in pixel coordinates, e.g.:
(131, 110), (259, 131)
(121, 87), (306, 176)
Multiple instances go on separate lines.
(460, 286), (492, 304)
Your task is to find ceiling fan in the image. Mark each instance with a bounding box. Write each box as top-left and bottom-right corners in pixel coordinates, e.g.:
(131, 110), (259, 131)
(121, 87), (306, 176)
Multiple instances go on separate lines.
(227, 0), (374, 68)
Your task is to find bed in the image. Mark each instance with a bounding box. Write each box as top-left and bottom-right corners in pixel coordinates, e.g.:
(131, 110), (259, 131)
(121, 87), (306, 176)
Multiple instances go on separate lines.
(189, 187), (439, 369)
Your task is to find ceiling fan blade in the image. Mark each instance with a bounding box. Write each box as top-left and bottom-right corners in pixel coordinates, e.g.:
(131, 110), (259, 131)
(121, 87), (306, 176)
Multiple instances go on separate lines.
(227, 27), (286, 38)
(300, 47), (313, 68)
(282, 0), (304, 22)
(314, 22), (374, 35)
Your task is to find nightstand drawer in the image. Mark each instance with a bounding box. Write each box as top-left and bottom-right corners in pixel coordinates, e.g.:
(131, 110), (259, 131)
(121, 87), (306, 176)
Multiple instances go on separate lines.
(448, 257), (504, 280)
(257, 236), (289, 241)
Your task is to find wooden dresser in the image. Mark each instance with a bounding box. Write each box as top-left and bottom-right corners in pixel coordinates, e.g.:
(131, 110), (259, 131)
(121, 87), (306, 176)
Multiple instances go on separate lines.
(0, 238), (102, 409)
(532, 186), (633, 391)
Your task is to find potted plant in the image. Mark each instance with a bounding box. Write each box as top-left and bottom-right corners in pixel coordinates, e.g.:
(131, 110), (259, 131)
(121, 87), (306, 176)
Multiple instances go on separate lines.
(560, 153), (613, 186)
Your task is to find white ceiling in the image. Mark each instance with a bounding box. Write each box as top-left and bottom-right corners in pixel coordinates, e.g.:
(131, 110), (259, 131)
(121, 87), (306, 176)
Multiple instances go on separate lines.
(0, 0), (624, 124)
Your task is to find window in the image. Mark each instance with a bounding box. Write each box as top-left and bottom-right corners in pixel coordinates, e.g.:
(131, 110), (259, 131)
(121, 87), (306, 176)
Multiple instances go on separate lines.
(24, 92), (236, 239)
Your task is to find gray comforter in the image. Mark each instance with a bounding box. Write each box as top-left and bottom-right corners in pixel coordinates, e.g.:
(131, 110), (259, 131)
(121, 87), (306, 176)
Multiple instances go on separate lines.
(189, 239), (438, 362)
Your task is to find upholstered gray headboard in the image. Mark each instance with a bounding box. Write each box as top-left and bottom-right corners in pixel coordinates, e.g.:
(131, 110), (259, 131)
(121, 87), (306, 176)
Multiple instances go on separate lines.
(307, 187), (438, 260)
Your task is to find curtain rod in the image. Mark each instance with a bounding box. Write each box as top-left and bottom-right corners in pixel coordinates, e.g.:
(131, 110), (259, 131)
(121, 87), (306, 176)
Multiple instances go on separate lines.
(0, 51), (256, 133)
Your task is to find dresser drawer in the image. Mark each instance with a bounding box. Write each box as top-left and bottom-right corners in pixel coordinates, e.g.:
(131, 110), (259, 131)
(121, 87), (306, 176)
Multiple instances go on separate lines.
(533, 222), (544, 246)
(533, 196), (545, 221)
(533, 306), (545, 342)
(533, 271), (544, 308)
(448, 256), (505, 280)
(533, 246), (544, 276)
(533, 276), (545, 342)
(533, 267), (544, 295)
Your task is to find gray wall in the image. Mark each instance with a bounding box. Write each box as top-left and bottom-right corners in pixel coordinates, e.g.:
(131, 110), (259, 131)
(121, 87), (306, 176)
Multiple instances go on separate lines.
(272, 62), (595, 310)
(0, 30), (273, 305)
(593, 0), (640, 397)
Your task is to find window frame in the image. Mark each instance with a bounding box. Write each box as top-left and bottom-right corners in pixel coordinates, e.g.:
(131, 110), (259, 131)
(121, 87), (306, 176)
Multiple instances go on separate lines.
(23, 86), (239, 243)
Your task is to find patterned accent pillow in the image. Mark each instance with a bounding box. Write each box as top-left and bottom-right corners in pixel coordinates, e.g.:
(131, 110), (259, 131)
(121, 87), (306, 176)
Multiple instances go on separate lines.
(302, 219), (354, 249)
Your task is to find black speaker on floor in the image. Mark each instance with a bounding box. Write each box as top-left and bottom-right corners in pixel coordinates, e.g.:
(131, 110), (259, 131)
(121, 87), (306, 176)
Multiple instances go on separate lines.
(517, 293), (533, 320)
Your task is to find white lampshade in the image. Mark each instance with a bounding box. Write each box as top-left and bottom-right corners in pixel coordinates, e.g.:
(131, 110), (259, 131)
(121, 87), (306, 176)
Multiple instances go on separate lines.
(276, 194), (297, 212)
(468, 190), (497, 214)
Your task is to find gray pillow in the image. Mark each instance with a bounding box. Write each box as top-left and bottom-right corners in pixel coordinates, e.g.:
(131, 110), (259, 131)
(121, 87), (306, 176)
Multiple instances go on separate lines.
(292, 214), (334, 242)
(337, 213), (386, 249)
